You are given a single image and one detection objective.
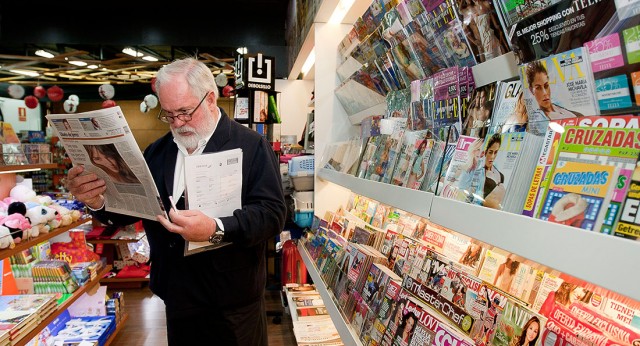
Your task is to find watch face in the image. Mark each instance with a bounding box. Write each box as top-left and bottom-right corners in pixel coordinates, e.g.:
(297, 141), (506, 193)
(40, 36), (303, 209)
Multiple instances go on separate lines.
(209, 234), (224, 244)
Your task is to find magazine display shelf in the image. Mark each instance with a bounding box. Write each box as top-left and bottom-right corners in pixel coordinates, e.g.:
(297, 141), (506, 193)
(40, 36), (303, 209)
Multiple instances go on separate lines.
(14, 264), (112, 346)
(297, 241), (364, 346)
(347, 102), (387, 126)
(470, 51), (519, 87)
(0, 217), (92, 261)
(318, 168), (434, 218)
(318, 167), (640, 302)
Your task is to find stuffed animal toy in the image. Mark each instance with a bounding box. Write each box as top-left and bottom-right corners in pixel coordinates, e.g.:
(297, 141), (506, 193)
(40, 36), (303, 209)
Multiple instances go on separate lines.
(9, 185), (36, 203)
(25, 205), (58, 238)
(7, 202), (27, 216)
(48, 204), (74, 227)
(0, 213), (31, 243)
(0, 225), (15, 249)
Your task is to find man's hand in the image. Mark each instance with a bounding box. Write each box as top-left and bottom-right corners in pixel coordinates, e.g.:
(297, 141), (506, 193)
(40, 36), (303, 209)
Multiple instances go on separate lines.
(157, 209), (217, 242)
(67, 165), (106, 209)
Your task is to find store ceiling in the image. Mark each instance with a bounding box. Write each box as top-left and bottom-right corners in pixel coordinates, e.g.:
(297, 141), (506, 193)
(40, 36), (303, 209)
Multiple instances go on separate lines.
(0, 0), (291, 86)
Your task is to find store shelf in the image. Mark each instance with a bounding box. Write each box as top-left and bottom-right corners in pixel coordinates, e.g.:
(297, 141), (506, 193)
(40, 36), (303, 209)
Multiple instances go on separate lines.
(15, 264), (112, 346)
(347, 103), (387, 125)
(470, 51), (519, 87)
(319, 168), (640, 301)
(429, 196), (640, 302)
(86, 233), (146, 244)
(104, 312), (129, 346)
(0, 163), (58, 174)
(100, 277), (150, 283)
(318, 168), (433, 219)
(0, 217), (92, 261)
(297, 242), (363, 346)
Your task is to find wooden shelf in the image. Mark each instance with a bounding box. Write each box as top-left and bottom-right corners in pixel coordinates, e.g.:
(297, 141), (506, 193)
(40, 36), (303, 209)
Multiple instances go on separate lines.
(0, 217), (92, 261)
(86, 233), (146, 244)
(14, 264), (112, 346)
(104, 312), (129, 346)
(100, 277), (150, 283)
(0, 163), (58, 173)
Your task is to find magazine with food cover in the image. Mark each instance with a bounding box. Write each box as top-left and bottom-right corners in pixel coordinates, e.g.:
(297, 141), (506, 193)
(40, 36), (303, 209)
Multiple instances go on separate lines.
(46, 107), (167, 221)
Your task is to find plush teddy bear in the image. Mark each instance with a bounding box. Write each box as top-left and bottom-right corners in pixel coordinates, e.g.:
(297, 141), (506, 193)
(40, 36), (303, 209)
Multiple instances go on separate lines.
(0, 225), (15, 249)
(25, 205), (58, 238)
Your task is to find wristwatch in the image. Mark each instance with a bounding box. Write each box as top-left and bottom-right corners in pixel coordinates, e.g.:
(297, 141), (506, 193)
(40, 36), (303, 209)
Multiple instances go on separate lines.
(208, 220), (225, 245)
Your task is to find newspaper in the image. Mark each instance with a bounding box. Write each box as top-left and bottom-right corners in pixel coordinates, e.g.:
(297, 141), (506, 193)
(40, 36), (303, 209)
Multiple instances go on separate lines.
(46, 106), (167, 221)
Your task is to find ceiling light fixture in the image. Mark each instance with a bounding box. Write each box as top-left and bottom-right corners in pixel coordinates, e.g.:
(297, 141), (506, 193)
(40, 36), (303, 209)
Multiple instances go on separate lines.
(236, 47), (248, 55)
(122, 47), (144, 57)
(35, 50), (55, 58)
(301, 48), (316, 76)
(142, 56), (158, 62)
(68, 60), (88, 67)
(0, 168), (41, 175)
(10, 69), (40, 77)
(328, 0), (356, 24)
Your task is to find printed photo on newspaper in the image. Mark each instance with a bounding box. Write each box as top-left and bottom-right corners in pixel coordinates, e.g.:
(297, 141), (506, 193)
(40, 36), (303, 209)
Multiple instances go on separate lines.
(46, 106), (167, 221)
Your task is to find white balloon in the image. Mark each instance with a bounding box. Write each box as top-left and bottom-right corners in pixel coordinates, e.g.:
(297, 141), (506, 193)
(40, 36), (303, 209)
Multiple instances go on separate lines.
(7, 85), (25, 99)
(140, 101), (149, 113)
(98, 84), (115, 100)
(63, 99), (78, 113)
(143, 94), (159, 109)
(68, 94), (80, 105)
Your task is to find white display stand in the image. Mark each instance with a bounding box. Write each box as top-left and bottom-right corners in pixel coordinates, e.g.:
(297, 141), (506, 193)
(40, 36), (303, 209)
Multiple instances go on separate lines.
(297, 242), (364, 346)
(303, 0), (640, 340)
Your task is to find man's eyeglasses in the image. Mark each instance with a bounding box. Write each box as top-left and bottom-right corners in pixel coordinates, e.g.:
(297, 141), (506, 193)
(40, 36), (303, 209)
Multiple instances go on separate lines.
(157, 92), (209, 124)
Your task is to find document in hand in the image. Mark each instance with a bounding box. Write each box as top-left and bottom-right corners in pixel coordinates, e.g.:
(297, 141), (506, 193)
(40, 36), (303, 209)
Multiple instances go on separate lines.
(46, 107), (167, 221)
(183, 149), (243, 256)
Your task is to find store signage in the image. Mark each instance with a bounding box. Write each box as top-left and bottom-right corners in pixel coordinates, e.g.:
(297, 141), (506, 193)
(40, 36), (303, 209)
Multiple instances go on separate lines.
(236, 53), (275, 91)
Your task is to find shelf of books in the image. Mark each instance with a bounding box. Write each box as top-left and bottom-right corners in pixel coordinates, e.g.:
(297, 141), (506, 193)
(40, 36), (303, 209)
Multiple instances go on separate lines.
(0, 217), (92, 261)
(11, 264), (112, 346)
(297, 242), (364, 346)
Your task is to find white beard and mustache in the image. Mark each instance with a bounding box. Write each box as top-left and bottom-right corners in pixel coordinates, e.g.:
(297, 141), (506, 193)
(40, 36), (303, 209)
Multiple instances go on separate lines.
(171, 108), (217, 151)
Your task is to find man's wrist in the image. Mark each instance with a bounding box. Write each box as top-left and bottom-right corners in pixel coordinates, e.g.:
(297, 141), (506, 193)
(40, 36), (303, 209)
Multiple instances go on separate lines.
(86, 196), (105, 211)
(208, 218), (225, 244)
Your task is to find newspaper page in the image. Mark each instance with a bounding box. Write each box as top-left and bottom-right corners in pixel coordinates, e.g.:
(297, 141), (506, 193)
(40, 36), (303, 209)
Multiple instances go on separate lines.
(46, 106), (167, 221)
(183, 149), (243, 256)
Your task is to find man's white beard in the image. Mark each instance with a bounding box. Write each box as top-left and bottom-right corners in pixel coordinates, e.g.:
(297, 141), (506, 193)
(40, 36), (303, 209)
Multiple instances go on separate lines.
(172, 111), (216, 151)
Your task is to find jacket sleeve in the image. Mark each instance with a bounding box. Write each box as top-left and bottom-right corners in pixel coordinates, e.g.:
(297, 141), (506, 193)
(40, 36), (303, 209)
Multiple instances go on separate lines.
(219, 137), (286, 247)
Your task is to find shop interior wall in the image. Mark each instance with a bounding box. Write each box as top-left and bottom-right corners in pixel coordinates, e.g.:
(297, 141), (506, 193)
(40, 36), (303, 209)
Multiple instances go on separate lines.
(50, 98), (235, 151)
